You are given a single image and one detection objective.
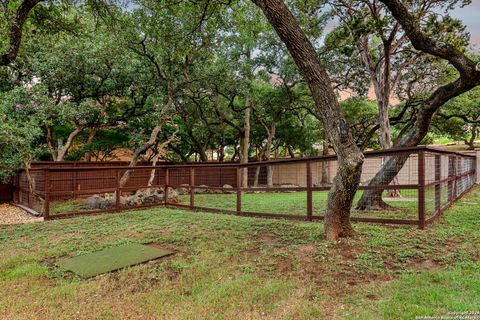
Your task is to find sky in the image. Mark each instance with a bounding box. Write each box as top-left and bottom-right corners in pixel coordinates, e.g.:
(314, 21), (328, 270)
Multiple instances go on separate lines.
(451, 1), (480, 49)
(324, 1), (480, 50)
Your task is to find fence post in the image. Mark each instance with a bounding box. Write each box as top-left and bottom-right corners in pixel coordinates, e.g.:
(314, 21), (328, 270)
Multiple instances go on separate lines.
(418, 150), (426, 229)
(190, 167), (195, 209)
(73, 162), (77, 200)
(447, 156), (453, 202)
(306, 161), (313, 221)
(453, 156), (458, 200)
(44, 169), (50, 220)
(236, 167), (241, 215)
(434, 155), (441, 213)
(165, 168), (169, 206)
(115, 169), (120, 211)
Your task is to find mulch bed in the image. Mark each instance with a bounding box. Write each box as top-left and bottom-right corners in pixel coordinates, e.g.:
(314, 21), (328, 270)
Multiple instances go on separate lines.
(0, 204), (43, 226)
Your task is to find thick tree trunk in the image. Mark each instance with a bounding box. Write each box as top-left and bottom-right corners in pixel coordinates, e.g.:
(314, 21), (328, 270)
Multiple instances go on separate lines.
(253, 0), (364, 240)
(196, 145), (208, 162)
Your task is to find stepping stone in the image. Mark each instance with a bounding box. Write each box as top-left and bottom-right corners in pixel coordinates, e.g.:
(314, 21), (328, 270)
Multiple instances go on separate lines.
(57, 243), (172, 278)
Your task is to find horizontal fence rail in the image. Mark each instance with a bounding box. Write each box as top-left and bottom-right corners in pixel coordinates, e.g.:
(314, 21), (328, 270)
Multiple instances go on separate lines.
(11, 146), (477, 228)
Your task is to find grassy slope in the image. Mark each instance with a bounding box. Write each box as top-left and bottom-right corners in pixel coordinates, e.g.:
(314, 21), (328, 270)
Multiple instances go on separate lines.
(0, 187), (479, 319)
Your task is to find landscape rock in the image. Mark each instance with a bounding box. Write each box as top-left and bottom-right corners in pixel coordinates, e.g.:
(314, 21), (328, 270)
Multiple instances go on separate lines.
(196, 185), (209, 194)
(83, 195), (112, 210)
(167, 188), (179, 200)
(222, 184), (235, 194)
(176, 184), (190, 195)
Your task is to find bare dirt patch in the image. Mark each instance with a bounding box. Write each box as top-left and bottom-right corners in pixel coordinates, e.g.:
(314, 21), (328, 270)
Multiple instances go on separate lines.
(0, 204), (43, 226)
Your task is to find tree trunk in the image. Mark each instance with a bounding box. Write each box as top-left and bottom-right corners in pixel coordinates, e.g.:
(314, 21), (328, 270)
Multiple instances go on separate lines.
(218, 132), (226, 162)
(84, 128), (98, 161)
(239, 93), (252, 188)
(231, 144), (239, 162)
(56, 126), (83, 161)
(253, 166), (261, 187)
(265, 123), (275, 187)
(357, 0), (480, 210)
(146, 151), (161, 194)
(120, 124), (163, 188)
(196, 145), (208, 162)
(287, 145), (295, 158)
(465, 125), (477, 150)
(253, 0), (364, 240)
(45, 125), (58, 161)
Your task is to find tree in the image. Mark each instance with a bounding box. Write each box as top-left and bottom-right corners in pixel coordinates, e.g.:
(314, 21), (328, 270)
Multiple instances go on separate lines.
(356, 0), (480, 210)
(252, 0), (364, 240)
(0, 87), (46, 182)
(434, 84), (480, 150)
(24, 12), (153, 161)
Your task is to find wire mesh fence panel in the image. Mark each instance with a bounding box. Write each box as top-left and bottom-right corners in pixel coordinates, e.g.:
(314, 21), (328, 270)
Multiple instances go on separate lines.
(189, 188), (237, 212)
(11, 146), (476, 226)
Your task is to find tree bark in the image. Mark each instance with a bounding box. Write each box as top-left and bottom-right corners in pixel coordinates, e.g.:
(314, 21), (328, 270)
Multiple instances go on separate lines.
(147, 150), (161, 193)
(252, 0), (364, 240)
(120, 124), (163, 188)
(253, 121), (276, 187)
(55, 126), (83, 161)
(84, 128), (98, 161)
(464, 125), (477, 150)
(359, 37), (394, 150)
(265, 123), (275, 187)
(45, 125), (58, 161)
(239, 93), (252, 188)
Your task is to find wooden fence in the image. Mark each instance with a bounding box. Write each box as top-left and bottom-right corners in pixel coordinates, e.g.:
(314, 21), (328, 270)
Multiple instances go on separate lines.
(9, 146), (478, 228)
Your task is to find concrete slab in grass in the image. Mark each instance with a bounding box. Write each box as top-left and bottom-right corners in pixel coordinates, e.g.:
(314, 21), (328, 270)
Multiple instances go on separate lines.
(57, 243), (173, 278)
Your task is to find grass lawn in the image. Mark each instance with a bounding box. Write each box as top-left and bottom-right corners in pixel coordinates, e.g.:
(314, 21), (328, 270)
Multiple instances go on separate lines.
(1, 186), (479, 319)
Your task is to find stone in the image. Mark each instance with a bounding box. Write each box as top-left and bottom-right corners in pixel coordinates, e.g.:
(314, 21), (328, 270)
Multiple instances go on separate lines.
(167, 188), (179, 199)
(176, 184), (190, 195)
(143, 193), (164, 204)
(83, 195), (112, 210)
(196, 185), (209, 194)
(222, 184), (235, 194)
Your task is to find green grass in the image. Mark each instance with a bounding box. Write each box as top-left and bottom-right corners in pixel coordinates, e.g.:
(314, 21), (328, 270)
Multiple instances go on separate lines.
(1, 186), (479, 319)
(186, 190), (419, 220)
(50, 189), (419, 220)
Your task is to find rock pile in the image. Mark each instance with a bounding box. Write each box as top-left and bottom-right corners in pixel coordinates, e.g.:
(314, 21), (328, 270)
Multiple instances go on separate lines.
(83, 187), (180, 210)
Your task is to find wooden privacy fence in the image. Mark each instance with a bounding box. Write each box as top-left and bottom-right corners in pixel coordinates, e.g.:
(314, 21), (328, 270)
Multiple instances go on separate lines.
(12, 146), (477, 228)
